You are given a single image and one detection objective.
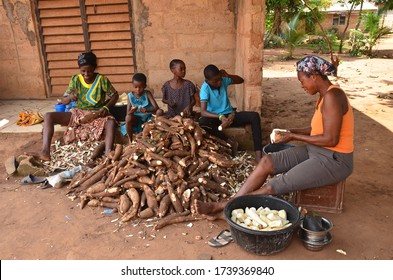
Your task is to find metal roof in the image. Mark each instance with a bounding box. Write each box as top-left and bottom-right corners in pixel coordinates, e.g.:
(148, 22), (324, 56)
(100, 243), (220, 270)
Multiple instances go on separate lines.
(323, 1), (378, 13)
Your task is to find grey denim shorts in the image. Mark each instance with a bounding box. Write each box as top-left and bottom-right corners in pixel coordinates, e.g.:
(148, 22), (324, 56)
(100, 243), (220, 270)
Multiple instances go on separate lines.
(268, 144), (353, 195)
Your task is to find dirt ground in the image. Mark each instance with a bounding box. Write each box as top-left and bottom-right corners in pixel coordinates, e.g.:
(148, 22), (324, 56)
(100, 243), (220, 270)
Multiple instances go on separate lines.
(1, 39), (392, 260)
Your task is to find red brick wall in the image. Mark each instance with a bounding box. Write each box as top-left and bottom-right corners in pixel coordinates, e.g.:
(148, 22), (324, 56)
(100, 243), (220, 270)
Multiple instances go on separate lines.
(319, 13), (360, 35)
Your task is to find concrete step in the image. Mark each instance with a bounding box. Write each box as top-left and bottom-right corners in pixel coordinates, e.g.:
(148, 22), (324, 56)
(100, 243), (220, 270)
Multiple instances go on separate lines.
(222, 124), (254, 151)
(0, 99), (254, 151)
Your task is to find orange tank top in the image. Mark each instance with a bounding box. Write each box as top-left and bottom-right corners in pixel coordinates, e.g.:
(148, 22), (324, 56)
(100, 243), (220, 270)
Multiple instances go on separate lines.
(310, 85), (354, 153)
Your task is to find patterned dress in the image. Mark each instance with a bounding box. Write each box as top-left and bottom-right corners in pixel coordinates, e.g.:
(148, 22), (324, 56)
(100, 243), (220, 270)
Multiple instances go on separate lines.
(65, 74), (116, 110)
(162, 79), (196, 117)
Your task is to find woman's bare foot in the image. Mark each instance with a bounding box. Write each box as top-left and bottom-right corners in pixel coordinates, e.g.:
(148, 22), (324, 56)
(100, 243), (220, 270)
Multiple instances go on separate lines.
(255, 150), (262, 162)
(194, 199), (226, 216)
(202, 212), (225, 221)
(25, 151), (51, 161)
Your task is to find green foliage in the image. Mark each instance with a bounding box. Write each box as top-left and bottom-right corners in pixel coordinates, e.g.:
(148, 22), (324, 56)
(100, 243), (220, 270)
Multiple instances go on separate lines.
(363, 10), (380, 34)
(305, 29), (339, 53)
(264, 0), (330, 46)
(281, 12), (306, 58)
(264, 34), (284, 49)
(348, 29), (367, 56)
(349, 11), (392, 56)
(265, 11), (275, 31)
(373, 0), (393, 15)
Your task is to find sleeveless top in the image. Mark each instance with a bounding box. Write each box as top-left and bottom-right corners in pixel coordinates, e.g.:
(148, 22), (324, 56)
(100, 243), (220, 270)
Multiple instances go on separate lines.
(127, 90), (154, 122)
(310, 85), (354, 153)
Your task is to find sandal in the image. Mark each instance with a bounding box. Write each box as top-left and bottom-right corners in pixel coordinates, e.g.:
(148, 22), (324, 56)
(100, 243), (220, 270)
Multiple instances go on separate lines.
(208, 229), (233, 248)
(36, 181), (53, 189)
(20, 174), (47, 185)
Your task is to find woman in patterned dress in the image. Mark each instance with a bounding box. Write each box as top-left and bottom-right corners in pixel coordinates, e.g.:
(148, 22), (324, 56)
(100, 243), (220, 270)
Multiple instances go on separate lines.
(28, 51), (119, 161)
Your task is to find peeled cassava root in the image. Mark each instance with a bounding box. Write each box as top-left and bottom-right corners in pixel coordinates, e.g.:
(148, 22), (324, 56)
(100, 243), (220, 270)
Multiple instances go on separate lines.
(231, 207), (291, 231)
(68, 115), (244, 229)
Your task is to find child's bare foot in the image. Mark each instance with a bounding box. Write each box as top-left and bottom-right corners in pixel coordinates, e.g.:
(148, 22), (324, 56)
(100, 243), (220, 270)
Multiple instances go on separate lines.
(227, 137), (238, 157)
(25, 151), (51, 161)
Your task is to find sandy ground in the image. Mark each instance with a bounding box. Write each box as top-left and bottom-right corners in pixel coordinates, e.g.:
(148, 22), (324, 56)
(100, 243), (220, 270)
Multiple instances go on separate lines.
(0, 38), (392, 261)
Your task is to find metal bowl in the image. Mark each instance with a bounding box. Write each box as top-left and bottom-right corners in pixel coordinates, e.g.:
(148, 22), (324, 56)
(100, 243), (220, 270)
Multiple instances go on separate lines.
(298, 230), (332, 251)
(299, 216), (333, 242)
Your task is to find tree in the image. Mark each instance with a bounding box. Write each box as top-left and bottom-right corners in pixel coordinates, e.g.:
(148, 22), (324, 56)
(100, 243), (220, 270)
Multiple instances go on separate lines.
(337, 1), (362, 54)
(264, 0), (330, 48)
(363, 11), (392, 55)
(302, 0), (340, 73)
(355, 0), (364, 30)
(373, 0), (393, 15)
(264, 0), (298, 47)
(349, 11), (392, 56)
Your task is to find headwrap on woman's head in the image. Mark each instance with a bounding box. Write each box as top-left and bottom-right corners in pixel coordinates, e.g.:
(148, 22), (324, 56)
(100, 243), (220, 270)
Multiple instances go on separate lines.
(296, 55), (336, 76)
(78, 51), (97, 68)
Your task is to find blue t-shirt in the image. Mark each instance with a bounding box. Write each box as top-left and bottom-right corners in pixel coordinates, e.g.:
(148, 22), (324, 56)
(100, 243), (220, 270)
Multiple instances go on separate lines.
(199, 77), (233, 115)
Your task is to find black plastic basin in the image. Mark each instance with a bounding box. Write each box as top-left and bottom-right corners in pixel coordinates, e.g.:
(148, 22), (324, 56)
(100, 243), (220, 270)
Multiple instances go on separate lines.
(224, 195), (300, 255)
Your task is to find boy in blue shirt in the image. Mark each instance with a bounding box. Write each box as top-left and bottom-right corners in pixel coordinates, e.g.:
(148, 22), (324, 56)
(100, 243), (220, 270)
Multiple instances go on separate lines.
(199, 64), (263, 162)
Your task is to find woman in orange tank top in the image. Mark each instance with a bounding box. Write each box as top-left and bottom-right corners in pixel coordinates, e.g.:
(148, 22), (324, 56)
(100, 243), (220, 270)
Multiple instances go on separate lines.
(194, 55), (354, 221)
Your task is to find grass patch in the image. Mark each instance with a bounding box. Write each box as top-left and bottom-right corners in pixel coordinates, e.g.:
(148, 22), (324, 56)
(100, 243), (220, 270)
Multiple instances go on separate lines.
(300, 42), (349, 53)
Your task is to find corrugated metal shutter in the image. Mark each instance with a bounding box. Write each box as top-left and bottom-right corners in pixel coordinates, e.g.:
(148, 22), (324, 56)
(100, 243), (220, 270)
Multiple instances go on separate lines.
(36, 0), (135, 97)
(85, 0), (134, 94)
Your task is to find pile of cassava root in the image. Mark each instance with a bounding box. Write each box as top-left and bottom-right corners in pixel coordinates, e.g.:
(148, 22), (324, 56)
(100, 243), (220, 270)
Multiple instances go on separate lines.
(43, 140), (100, 173)
(66, 115), (254, 230)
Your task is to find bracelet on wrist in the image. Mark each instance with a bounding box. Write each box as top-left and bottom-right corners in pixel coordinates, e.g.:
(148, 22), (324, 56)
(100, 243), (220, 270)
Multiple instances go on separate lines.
(103, 105), (110, 112)
(218, 114), (224, 121)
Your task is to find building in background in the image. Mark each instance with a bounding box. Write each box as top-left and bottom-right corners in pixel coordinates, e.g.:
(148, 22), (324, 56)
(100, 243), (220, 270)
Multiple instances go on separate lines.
(320, 1), (378, 35)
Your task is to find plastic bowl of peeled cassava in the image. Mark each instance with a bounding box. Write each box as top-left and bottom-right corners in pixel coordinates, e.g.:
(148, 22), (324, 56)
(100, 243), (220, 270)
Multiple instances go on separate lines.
(224, 195), (300, 255)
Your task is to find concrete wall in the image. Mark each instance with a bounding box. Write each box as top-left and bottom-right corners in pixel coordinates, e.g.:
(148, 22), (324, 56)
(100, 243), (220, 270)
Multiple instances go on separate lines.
(235, 0), (264, 112)
(0, 0), (47, 99)
(132, 0), (237, 98)
(132, 0), (264, 112)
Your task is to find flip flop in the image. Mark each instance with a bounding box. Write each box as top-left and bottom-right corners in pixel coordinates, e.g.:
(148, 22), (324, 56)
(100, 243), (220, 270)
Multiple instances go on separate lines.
(208, 229), (233, 248)
(36, 181), (52, 189)
(20, 174), (47, 185)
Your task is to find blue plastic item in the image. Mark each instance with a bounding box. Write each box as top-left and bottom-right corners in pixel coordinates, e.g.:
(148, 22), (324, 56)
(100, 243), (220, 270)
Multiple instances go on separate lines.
(55, 103), (66, 112)
(61, 166), (82, 179)
(65, 101), (77, 112)
(102, 209), (116, 214)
